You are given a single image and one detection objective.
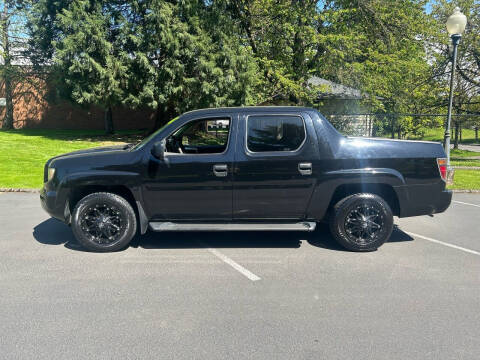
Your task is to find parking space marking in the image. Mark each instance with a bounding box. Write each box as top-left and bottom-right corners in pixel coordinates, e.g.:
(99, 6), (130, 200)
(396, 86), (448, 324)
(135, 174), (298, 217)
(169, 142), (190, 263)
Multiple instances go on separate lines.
(206, 247), (261, 281)
(453, 200), (480, 209)
(406, 232), (480, 256)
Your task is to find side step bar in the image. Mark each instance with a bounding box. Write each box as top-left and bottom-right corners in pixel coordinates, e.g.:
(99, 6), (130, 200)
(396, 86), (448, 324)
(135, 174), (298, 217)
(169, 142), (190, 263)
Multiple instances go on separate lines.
(149, 222), (317, 232)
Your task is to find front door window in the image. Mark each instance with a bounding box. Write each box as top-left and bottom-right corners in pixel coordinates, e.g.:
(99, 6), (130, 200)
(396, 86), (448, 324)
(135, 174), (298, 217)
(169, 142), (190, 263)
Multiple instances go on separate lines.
(166, 118), (230, 155)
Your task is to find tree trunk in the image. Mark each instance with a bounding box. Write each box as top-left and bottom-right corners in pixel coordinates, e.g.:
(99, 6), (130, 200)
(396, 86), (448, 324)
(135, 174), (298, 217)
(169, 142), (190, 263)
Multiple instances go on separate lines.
(104, 106), (114, 134)
(459, 127), (462, 142)
(2, 70), (14, 130)
(390, 116), (395, 139)
(475, 127), (478, 142)
(153, 101), (177, 133)
(453, 122), (459, 149)
(153, 104), (168, 131)
(1, 4), (14, 130)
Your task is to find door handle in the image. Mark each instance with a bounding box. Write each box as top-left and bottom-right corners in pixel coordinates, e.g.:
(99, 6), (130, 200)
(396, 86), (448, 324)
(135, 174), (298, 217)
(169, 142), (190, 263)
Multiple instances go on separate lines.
(298, 162), (312, 175)
(213, 164), (228, 177)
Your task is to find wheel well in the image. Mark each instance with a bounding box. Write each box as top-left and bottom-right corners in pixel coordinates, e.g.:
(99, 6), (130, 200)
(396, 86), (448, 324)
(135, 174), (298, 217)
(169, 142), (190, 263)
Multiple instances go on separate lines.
(329, 183), (400, 216)
(69, 185), (138, 215)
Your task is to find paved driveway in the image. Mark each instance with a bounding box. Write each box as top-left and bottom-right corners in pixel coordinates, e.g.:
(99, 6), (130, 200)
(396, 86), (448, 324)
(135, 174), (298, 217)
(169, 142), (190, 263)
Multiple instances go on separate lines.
(457, 143), (480, 153)
(1, 192), (479, 359)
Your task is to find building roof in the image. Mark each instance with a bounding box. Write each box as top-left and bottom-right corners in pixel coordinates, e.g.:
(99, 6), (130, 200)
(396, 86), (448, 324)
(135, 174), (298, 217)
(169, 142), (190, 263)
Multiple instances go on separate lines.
(308, 76), (365, 100)
(0, 47), (32, 66)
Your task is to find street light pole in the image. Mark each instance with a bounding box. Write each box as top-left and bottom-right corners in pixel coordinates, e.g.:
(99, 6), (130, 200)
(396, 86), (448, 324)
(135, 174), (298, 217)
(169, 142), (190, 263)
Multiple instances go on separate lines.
(444, 33), (461, 165)
(443, 7), (467, 177)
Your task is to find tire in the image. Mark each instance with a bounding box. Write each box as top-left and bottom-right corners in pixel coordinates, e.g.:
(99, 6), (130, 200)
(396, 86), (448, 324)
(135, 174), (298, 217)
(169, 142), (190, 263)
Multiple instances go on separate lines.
(329, 193), (393, 252)
(71, 192), (137, 252)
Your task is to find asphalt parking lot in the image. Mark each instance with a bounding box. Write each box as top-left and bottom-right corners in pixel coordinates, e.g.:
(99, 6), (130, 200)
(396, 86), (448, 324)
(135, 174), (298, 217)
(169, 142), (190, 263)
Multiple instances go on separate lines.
(1, 192), (479, 359)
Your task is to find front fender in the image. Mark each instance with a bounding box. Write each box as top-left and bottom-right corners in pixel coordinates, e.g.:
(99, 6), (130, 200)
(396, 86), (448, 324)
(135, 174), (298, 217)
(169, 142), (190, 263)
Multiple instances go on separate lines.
(61, 170), (140, 189)
(50, 170), (142, 222)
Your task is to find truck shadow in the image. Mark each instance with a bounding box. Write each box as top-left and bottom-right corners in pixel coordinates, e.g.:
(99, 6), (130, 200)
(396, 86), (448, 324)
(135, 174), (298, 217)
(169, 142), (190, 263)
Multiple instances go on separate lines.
(33, 219), (413, 253)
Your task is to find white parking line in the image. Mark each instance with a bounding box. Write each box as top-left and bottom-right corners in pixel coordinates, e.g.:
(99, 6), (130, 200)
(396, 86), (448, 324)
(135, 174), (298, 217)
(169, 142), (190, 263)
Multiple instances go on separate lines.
(406, 232), (480, 256)
(453, 200), (480, 208)
(206, 248), (261, 282)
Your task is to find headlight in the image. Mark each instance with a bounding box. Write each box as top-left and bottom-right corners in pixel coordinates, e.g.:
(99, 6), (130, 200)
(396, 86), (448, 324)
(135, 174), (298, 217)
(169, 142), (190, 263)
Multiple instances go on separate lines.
(47, 167), (56, 181)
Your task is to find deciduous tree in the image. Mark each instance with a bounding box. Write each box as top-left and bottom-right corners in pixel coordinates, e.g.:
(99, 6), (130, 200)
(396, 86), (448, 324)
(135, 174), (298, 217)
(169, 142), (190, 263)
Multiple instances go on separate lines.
(1, 0), (32, 129)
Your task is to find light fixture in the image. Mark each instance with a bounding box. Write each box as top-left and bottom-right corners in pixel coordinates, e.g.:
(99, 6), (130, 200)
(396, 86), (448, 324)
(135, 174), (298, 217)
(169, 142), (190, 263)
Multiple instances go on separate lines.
(446, 7), (467, 35)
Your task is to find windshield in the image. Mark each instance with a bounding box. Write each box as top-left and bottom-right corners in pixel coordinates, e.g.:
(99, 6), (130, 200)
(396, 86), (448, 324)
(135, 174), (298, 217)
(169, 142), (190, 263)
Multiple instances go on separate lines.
(131, 116), (180, 150)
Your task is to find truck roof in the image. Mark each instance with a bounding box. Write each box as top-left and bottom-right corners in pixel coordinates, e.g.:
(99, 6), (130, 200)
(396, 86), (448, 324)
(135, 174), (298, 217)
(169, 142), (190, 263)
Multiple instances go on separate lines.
(182, 106), (318, 117)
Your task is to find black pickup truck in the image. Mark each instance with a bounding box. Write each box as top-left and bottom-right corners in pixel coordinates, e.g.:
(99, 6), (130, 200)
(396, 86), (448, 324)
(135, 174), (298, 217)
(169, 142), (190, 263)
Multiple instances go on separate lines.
(41, 107), (452, 252)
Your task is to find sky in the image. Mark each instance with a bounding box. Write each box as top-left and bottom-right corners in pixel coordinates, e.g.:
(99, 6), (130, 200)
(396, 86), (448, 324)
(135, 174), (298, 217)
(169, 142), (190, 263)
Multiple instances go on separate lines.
(426, 2), (433, 13)
(316, 1), (439, 14)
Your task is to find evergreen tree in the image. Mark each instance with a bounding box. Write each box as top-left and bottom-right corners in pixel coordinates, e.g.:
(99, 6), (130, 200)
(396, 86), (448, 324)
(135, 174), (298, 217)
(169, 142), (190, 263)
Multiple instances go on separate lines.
(51, 0), (131, 133)
(29, 0), (259, 131)
(27, 0), (444, 137)
(123, 0), (259, 129)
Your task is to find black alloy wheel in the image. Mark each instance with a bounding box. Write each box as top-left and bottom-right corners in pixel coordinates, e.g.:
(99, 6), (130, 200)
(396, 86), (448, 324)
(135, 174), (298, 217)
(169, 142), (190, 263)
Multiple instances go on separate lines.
(329, 193), (393, 252)
(72, 192), (137, 252)
(79, 203), (124, 245)
(343, 203), (385, 246)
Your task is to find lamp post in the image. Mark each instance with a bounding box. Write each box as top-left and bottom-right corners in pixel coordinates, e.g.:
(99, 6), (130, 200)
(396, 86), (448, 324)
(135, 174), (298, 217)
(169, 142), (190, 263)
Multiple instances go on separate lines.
(444, 7), (467, 169)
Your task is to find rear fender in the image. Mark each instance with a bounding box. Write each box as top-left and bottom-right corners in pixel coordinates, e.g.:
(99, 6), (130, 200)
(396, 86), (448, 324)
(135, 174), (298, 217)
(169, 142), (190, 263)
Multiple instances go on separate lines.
(306, 168), (406, 220)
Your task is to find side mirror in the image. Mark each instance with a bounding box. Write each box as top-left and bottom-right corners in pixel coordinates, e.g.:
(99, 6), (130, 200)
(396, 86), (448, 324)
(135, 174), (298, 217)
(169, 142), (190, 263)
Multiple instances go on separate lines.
(151, 140), (166, 159)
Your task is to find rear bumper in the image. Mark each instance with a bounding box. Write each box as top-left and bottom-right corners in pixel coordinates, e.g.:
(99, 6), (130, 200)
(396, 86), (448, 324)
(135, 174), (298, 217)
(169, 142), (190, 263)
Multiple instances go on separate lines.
(398, 184), (452, 218)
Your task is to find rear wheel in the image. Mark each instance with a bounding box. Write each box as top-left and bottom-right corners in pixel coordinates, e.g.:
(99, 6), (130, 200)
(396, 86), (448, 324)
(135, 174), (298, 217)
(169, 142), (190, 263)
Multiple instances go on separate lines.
(71, 192), (137, 252)
(329, 193), (393, 252)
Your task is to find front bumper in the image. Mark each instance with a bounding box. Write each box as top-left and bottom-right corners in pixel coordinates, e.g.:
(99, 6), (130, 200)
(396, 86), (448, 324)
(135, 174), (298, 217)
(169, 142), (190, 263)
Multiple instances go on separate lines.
(40, 185), (68, 222)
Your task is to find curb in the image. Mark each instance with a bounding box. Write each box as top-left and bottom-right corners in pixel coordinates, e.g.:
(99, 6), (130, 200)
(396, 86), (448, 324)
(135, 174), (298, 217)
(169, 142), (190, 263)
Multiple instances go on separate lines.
(0, 188), (39, 193)
(450, 189), (480, 193)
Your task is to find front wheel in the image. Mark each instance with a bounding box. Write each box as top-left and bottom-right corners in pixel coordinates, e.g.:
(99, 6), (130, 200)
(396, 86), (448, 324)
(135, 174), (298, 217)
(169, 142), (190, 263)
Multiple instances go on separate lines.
(329, 193), (393, 252)
(71, 192), (137, 252)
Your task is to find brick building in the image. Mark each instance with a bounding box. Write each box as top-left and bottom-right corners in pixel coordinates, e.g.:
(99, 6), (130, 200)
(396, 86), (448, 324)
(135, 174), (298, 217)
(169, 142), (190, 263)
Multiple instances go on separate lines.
(1, 68), (370, 134)
(0, 76), (156, 130)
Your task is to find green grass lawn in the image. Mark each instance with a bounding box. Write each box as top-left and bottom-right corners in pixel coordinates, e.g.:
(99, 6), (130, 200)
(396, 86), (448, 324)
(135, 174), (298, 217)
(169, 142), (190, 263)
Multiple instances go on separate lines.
(450, 149), (480, 167)
(451, 159), (480, 167)
(448, 169), (480, 190)
(450, 148), (480, 158)
(0, 129), (144, 189)
(0, 128), (479, 191)
(408, 127), (479, 144)
(448, 149), (480, 189)
(450, 159), (480, 167)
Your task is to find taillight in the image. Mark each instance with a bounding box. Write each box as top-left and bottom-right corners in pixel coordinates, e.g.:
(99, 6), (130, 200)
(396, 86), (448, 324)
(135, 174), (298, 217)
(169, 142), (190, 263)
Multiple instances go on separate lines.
(437, 158), (447, 182)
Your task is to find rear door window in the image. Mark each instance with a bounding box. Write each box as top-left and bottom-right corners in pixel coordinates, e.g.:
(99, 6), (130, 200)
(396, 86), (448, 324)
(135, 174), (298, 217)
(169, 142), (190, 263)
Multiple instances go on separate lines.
(247, 115), (305, 152)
